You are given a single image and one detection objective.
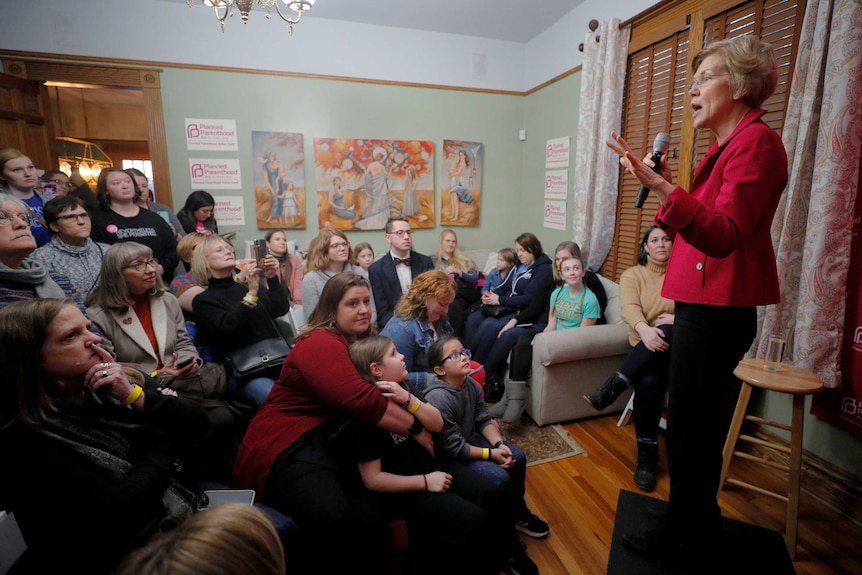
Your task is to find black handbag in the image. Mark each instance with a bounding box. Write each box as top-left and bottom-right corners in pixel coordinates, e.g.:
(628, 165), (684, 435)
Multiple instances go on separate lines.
(225, 336), (291, 379)
(481, 304), (517, 318)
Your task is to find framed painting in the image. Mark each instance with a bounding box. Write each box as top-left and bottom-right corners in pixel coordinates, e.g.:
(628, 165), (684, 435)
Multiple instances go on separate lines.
(252, 131), (306, 229)
(314, 138), (435, 230)
(441, 140), (483, 226)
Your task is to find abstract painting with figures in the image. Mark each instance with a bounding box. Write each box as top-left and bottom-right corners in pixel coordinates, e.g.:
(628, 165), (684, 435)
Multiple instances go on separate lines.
(441, 140), (483, 227)
(314, 138), (435, 231)
(253, 131), (306, 229)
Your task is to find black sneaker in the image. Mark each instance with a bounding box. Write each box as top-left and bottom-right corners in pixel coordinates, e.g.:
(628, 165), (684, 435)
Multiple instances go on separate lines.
(483, 376), (505, 403)
(515, 511), (550, 538)
(508, 541), (538, 575)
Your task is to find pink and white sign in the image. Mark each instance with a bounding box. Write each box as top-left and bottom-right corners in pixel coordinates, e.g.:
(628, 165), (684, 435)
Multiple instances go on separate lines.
(543, 200), (567, 231)
(544, 170), (568, 200)
(214, 196), (245, 226)
(189, 159), (242, 189)
(185, 118), (238, 151)
(545, 136), (570, 169)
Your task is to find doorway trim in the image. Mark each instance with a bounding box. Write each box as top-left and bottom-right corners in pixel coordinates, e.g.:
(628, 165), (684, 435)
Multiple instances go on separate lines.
(1, 55), (173, 209)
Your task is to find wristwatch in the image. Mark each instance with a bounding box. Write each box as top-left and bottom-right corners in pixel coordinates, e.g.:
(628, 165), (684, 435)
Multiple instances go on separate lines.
(492, 440), (504, 449)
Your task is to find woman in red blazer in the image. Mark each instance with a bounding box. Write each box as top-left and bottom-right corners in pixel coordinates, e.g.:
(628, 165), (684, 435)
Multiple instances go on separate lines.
(607, 34), (788, 562)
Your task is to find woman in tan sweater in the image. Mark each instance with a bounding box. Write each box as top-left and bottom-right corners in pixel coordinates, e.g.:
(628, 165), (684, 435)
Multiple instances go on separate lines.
(583, 225), (674, 491)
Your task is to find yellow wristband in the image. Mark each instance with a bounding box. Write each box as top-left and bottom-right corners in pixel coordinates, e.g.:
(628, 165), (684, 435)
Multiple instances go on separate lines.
(150, 370), (159, 378)
(243, 294), (259, 303)
(482, 447), (490, 460)
(122, 385), (143, 406)
(408, 400), (421, 414)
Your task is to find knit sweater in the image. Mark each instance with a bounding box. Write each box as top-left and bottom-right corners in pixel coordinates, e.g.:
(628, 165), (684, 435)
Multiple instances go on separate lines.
(30, 236), (110, 306)
(618, 256), (674, 346)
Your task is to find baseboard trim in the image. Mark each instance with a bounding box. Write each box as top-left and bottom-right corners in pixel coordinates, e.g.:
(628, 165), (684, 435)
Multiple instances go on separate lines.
(744, 424), (862, 528)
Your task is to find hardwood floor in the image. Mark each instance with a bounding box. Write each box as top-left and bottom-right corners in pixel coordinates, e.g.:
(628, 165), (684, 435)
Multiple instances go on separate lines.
(520, 414), (862, 575)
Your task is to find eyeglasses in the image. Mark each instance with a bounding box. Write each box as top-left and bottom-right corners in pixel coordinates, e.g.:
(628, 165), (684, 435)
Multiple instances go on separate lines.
(55, 212), (90, 222)
(439, 348), (471, 365)
(123, 258), (158, 272)
(388, 229), (414, 237)
(689, 73), (729, 91)
(0, 210), (33, 227)
(48, 179), (73, 188)
(330, 241), (349, 250)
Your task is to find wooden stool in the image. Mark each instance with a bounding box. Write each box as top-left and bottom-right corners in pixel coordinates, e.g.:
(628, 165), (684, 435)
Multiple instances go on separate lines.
(719, 357), (823, 559)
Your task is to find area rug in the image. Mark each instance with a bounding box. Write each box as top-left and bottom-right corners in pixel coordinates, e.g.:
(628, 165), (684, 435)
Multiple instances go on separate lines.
(607, 490), (795, 575)
(495, 412), (586, 466)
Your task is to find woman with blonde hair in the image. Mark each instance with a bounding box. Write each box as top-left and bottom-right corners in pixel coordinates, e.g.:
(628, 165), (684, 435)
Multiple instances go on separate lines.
(433, 228), (479, 335)
(0, 147), (51, 246)
(380, 269), (457, 390)
(114, 503), (286, 575)
(301, 227), (376, 323)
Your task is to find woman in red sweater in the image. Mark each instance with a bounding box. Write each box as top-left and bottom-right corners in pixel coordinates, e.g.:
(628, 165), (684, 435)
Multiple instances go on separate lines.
(607, 35), (788, 562)
(232, 272), (429, 574)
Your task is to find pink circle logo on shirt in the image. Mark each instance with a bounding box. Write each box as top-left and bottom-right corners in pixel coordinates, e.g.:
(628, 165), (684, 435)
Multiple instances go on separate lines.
(106, 224), (118, 234)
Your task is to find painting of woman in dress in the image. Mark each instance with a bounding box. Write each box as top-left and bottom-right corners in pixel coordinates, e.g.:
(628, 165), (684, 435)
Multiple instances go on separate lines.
(441, 140), (483, 227)
(314, 138), (435, 230)
(253, 131), (306, 229)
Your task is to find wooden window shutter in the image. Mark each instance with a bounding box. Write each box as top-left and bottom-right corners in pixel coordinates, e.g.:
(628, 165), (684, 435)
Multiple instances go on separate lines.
(602, 0), (803, 281)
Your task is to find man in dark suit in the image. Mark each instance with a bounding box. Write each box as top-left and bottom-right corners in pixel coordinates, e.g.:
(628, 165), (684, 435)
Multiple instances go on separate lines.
(369, 217), (434, 330)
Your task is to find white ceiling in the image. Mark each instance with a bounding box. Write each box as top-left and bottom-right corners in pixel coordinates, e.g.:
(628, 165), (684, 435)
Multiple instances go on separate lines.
(216, 0), (589, 43)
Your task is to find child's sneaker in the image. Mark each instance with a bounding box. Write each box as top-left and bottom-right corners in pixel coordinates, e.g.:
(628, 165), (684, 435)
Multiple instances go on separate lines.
(515, 511), (550, 538)
(508, 541), (539, 575)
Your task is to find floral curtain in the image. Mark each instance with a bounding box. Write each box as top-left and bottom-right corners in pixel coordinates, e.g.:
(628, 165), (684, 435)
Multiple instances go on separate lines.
(760, 0), (862, 388)
(571, 19), (630, 271)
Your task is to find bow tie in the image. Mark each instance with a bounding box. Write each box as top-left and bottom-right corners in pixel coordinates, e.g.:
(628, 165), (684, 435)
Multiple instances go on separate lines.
(393, 257), (411, 266)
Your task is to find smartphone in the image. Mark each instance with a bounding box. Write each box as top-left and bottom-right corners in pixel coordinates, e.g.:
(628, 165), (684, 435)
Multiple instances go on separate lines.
(176, 356), (194, 368)
(197, 489), (255, 511)
(253, 238), (268, 265)
(41, 181), (57, 199)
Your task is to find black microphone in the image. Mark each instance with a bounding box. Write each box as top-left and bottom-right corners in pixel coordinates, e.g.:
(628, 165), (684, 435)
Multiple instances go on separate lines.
(634, 132), (671, 208)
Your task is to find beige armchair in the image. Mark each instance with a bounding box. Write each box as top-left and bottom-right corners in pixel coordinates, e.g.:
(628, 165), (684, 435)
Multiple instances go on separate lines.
(525, 274), (633, 426)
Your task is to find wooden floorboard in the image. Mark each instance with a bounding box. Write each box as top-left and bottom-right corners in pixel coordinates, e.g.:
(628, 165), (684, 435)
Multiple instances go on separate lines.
(519, 414), (862, 575)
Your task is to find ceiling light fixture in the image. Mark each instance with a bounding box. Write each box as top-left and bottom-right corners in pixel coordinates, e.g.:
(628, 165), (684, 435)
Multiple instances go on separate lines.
(188, 0), (316, 34)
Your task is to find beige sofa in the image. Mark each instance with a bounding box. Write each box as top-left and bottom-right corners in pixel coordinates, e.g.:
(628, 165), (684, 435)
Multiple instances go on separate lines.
(524, 274), (633, 426)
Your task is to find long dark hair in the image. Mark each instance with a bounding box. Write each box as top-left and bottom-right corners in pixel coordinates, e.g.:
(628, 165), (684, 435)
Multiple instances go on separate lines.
(177, 190), (218, 234)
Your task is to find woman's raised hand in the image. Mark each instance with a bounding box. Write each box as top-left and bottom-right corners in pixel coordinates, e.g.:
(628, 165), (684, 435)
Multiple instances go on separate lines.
(86, 345), (137, 403)
(607, 131), (674, 203)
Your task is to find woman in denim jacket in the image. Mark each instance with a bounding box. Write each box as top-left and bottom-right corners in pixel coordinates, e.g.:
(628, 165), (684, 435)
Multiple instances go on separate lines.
(380, 270), (457, 391)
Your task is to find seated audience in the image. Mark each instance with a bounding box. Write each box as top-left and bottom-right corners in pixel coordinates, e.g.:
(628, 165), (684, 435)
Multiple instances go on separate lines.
(368, 217), (434, 329)
(301, 228), (374, 323)
(0, 298), (213, 575)
(177, 190), (219, 236)
(0, 148), (51, 246)
(127, 167), (185, 239)
(380, 269), (456, 390)
(89, 167), (179, 282)
(481, 247), (517, 294)
(353, 241), (375, 273)
(30, 195), (110, 306)
(0, 194), (80, 306)
(265, 229), (303, 305)
(232, 273), (426, 575)
(170, 231), (209, 301)
(462, 232), (553, 402)
(190, 234), (288, 407)
(433, 228), (479, 335)
(114, 503), (286, 575)
(584, 225), (675, 491)
(86, 241), (236, 482)
(347, 335), (499, 575)
(423, 335), (548, 575)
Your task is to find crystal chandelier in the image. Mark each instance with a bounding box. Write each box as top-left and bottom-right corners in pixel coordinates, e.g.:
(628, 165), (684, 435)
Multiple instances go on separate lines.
(188, 0), (317, 34)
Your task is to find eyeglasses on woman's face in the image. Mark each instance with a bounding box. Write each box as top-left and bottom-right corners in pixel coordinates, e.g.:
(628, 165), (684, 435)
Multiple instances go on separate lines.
(55, 211), (90, 222)
(123, 258), (158, 272)
(48, 178), (73, 188)
(439, 348), (471, 365)
(689, 72), (729, 91)
(0, 209), (33, 227)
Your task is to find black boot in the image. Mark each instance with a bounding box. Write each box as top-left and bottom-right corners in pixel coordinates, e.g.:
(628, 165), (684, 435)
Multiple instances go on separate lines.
(583, 372), (629, 410)
(633, 437), (659, 491)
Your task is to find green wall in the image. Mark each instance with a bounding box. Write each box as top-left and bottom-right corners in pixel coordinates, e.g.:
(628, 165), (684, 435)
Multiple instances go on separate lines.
(160, 66), (531, 257)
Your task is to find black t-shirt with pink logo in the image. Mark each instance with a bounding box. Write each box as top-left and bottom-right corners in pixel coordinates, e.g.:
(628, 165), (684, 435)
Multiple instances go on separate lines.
(90, 208), (179, 282)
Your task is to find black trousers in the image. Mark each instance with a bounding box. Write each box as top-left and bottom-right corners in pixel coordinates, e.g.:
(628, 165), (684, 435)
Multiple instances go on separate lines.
(665, 302), (755, 537)
(618, 324), (673, 440)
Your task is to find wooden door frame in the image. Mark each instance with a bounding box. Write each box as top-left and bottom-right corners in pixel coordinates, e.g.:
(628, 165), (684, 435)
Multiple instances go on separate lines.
(0, 54), (173, 209)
